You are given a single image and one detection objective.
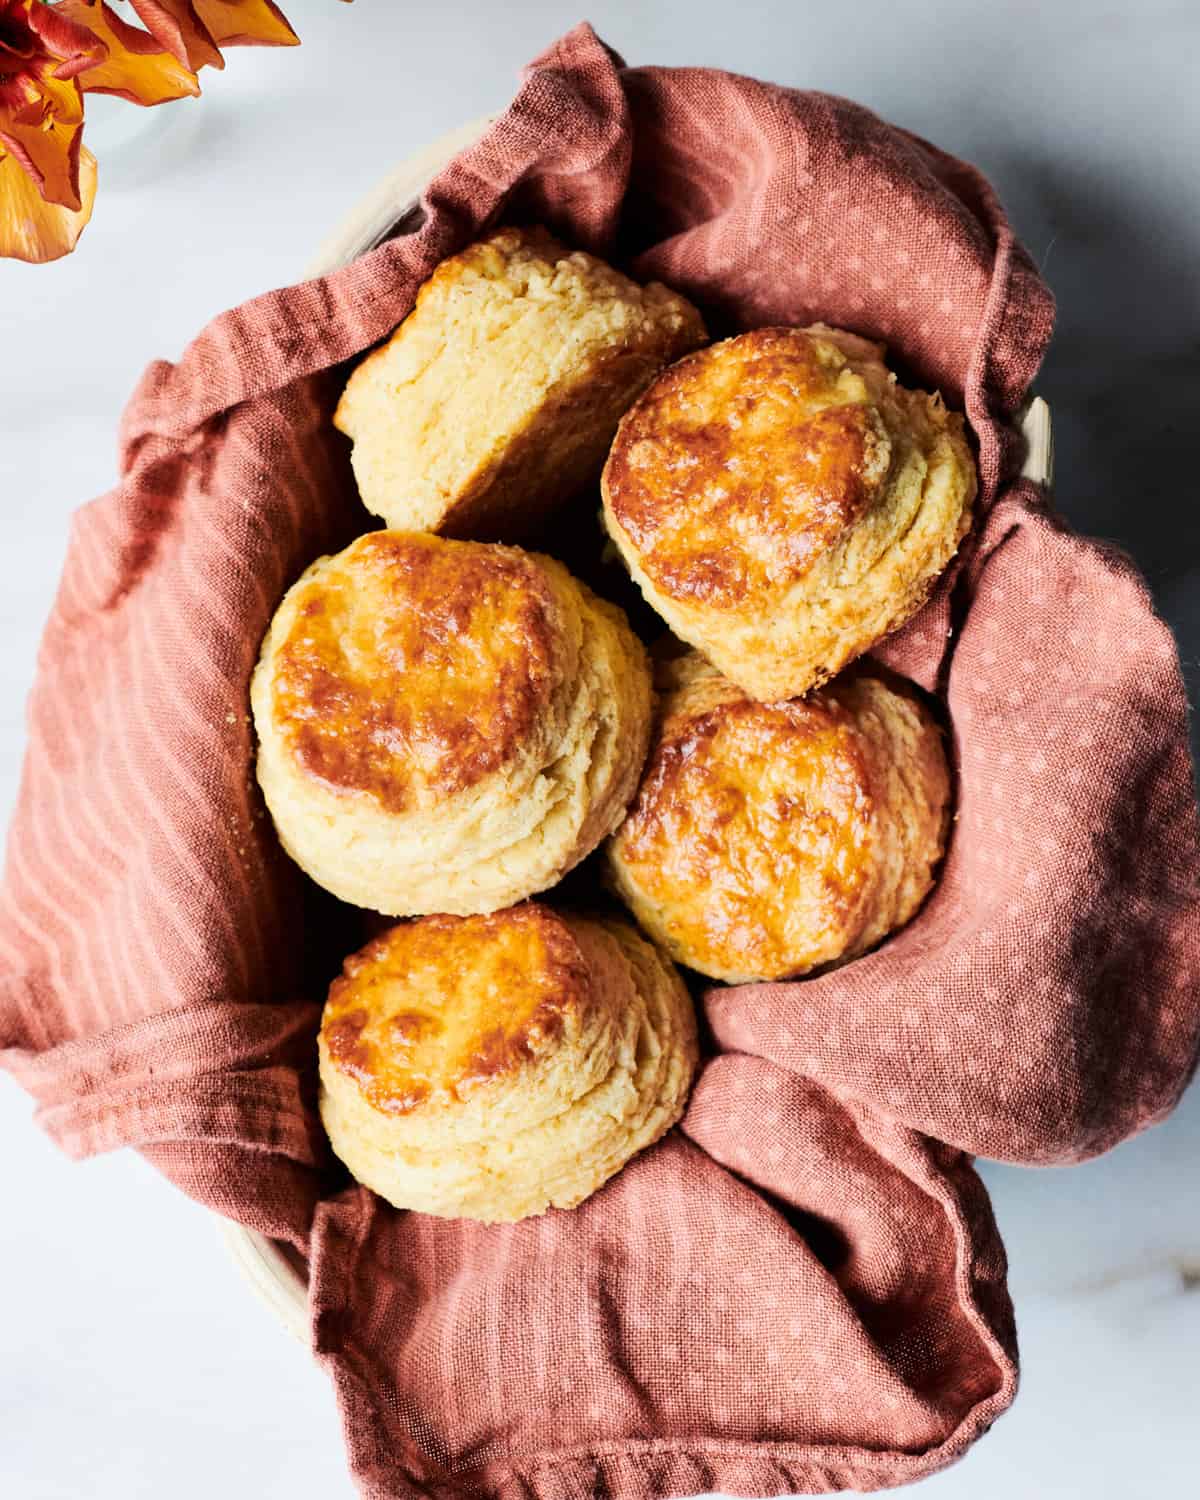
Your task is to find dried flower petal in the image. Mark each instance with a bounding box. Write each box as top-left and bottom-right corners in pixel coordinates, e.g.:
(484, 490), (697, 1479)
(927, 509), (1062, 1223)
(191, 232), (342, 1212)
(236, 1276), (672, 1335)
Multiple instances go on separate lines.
(60, 0), (201, 105)
(0, 139), (95, 260)
(0, 62), (84, 207)
(194, 0), (297, 48)
(127, 0), (224, 71)
(11, 0), (105, 80)
(0, 0), (102, 213)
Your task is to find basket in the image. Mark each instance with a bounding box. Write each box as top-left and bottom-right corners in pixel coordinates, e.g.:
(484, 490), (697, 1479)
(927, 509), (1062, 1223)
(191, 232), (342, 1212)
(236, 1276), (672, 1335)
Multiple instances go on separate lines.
(218, 117), (1055, 1346)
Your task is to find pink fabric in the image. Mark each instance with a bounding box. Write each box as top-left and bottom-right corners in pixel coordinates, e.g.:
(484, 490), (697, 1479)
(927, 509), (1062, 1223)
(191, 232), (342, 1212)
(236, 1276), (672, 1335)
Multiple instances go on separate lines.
(3, 23), (1198, 1499)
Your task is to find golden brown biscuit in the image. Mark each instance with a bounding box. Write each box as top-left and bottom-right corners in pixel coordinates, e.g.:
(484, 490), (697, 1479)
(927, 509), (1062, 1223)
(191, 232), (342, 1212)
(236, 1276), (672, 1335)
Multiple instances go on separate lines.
(251, 531), (652, 916)
(602, 324), (976, 700)
(333, 226), (707, 540)
(606, 653), (951, 983)
(317, 904), (698, 1222)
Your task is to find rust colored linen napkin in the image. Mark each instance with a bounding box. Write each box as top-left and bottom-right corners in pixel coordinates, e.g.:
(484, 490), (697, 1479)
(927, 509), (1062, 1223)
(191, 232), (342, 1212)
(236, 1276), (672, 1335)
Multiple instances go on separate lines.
(3, 23), (1198, 1500)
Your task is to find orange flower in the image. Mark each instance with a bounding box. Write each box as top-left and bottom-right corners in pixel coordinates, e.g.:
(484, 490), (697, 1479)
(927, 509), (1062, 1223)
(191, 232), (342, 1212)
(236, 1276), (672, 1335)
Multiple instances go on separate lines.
(0, 137), (94, 258)
(124, 0), (298, 71)
(0, 0), (303, 263)
(57, 1), (201, 106)
(0, 0), (101, 201)
(0, 0), (101, 259)
(194, 0), (298, 50)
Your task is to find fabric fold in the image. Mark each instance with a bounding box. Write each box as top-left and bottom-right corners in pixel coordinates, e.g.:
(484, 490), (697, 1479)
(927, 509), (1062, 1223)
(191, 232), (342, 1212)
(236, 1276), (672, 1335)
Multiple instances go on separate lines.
(309, 1116), (1016, 1500)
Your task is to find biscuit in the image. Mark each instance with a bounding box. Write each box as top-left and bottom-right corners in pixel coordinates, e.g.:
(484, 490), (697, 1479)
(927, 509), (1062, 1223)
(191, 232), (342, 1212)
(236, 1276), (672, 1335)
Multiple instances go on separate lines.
(251, 530), (652, 916)
(602, 324), (976, 701)
(317, 904), (699, 1223)
(606, 653), (951, 983)
(333, 226), (707, 540)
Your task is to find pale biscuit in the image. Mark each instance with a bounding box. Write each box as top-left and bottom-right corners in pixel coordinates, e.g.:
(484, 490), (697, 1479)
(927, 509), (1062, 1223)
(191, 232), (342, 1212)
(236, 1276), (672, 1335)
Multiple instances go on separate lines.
(317, 904), (699, 1223)
(602, 324), (976, 700)
(607, 653), (951, 983)
(334, 226), (707, 540)
(251, 530), (652, 916)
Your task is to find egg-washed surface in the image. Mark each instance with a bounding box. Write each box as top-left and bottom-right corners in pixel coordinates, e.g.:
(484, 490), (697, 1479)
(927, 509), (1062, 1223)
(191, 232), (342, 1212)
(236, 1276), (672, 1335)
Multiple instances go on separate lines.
(267, 531), (559, 813)
(250, 531), (653, 917)
(317, 905), (699, 1222)
(333, 226), (706, 540)
(321, 906), (592, 1118)
(604, 326), (892, 605)
(602, 324), (977, 701)
(607, 655), (951, 983)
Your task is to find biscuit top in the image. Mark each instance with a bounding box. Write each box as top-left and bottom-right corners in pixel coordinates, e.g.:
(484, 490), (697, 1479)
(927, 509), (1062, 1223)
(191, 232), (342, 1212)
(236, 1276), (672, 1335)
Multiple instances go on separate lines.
(611, 663), (880, 979)
(602, 325), (897, 608)
(267, 532), (561, 814)
(321, 905), (592, 1116)
(331, 226), (707, 540)
(393, 226), (703, 351)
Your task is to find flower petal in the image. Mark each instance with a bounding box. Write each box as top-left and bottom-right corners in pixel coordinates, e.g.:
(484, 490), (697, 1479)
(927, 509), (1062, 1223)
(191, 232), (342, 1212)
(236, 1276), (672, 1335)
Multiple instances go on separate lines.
(193, 0), (298, 47)
(127, 0), (223, 71)
(61, 0), (201, 105)
(0, 141), (95, 261)
(24, 0), (108, 80)
(0, 70), (41, 121)
(0, 18), (38, 64)
(0, 68), (84, 207)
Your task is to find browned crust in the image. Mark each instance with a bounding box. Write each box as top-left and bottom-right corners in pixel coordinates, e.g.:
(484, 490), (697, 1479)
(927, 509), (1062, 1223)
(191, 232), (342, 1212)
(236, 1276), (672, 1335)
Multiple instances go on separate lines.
(321, 906), (592, 1115)
(270, 532), (560, 813)
(611, 683), (880, 980)
(602, 326), (893, 607)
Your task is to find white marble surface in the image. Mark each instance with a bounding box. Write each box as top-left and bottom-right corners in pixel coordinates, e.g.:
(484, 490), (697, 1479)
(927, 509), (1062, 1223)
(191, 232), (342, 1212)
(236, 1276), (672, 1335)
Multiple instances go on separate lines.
(2, 2), (1198, 1496)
